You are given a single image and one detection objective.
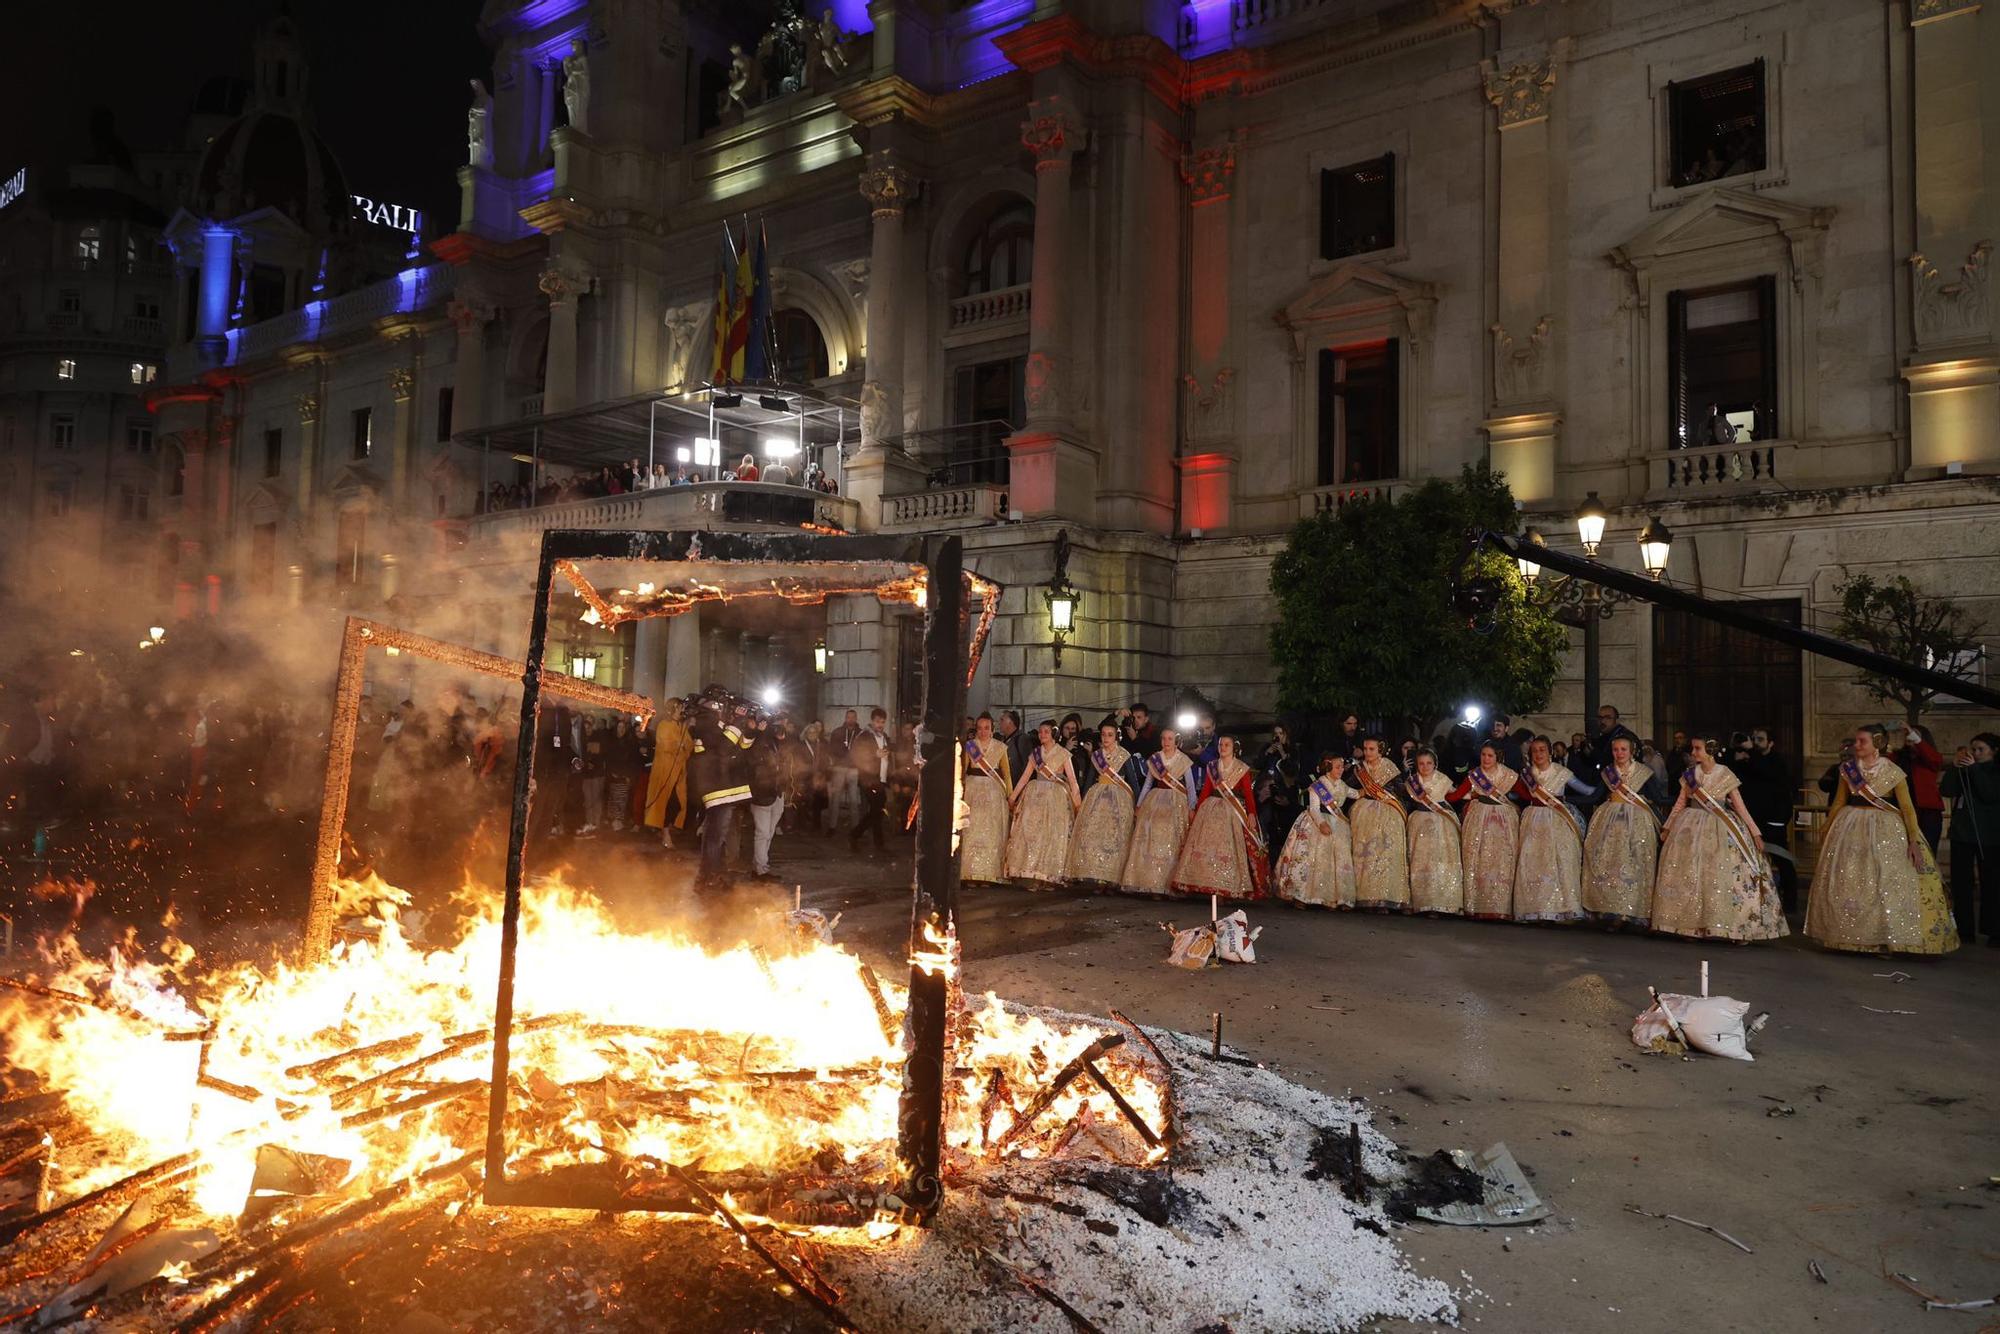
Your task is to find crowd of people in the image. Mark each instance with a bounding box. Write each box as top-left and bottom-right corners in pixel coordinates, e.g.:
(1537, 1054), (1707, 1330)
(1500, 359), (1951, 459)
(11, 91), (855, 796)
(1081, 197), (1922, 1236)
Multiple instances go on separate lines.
(952, 703), (1999, 959)
(478, 454), (840, 513)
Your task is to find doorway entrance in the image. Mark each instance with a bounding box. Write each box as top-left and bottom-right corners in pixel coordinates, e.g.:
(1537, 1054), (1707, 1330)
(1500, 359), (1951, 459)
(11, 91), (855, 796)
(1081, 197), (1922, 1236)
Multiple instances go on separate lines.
(1652, 597), (1804, 778)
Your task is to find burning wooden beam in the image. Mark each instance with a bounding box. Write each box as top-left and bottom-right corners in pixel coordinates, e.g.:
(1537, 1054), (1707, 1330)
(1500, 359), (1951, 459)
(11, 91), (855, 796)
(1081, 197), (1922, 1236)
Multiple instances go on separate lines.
(990, 1033), (1126, 1156)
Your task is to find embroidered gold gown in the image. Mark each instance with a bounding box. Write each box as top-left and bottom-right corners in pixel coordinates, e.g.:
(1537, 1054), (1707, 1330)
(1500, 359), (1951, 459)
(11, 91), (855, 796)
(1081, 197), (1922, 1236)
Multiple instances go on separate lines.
(1003, 744), (1076, 891)
(1651, 762), (1786, 941)
(1170, 756), (1266, 899)
(1272, 777), (1356, 909)
(960, 737), (1012, 886)
(1404, 770), (1464, 915)
(1351, 757), (1410, 911)
(1805, 758), (1959, 954)
(1120, 750), (1196, 895)
(1066, 744), (1138, 888)
(1454, 763), (1520, 919)
(1514, 762), (1587, 922)
(1582, 760), (1659, 926)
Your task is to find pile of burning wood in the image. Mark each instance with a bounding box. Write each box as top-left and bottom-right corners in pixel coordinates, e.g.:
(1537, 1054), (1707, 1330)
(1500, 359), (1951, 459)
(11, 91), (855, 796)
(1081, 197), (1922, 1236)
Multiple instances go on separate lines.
(0, 879), (1172, 1330)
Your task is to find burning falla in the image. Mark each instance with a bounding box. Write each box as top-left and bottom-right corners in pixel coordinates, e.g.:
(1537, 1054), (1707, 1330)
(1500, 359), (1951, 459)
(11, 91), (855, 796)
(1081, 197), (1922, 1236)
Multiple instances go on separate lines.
(0, 874), (1165, 1224)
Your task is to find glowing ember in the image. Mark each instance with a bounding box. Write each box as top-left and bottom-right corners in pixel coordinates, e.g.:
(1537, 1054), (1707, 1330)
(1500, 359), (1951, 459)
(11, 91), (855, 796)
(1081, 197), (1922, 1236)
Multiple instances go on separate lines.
(0, 878), (1164, 1227)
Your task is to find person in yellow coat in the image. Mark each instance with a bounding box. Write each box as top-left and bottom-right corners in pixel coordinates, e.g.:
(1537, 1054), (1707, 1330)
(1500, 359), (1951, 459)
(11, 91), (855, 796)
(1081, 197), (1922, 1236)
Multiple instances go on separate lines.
(642, 700), (694, 847)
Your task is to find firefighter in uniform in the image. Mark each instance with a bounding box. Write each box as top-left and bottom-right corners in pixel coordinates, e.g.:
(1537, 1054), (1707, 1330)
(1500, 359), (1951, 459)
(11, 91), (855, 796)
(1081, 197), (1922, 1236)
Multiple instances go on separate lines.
(687, 686), (755, 893)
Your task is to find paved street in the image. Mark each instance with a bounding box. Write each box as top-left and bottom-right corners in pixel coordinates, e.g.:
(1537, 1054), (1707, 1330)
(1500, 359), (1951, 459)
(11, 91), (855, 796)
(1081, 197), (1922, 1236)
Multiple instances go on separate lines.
(589, 832), (2000, 1334)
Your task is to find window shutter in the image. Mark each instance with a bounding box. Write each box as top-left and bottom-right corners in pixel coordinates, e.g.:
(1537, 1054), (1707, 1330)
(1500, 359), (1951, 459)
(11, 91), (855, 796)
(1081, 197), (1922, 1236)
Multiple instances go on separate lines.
(1384, 336), (1402, 480)
(1756, 274), (1778, 440)
(1666, 290), (1688, 447)
(1316, 348), (1337, 486)
(1318, 170), (1336, 261)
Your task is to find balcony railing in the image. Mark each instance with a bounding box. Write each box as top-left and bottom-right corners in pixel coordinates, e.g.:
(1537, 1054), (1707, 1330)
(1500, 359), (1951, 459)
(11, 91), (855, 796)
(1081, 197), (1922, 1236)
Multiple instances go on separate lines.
(122, 316), (164, 342)
(464, 481), (858, 542)
(882, 483), (1009, 530)
(1298, 481), (1402, 518)
(229, 264), (456, 365)
(1659, 442), (1785, 492)
(47, 311), (84, 333)
(517, 394), (544, 419)
(948, 284), (1030, 332)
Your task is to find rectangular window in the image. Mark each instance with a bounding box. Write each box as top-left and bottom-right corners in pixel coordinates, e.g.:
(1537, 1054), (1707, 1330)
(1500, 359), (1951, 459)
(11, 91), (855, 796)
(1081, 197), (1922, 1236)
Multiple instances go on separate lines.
(335, 509), (366, 586)
(1669, 61), (1766, 188)
(133, 293), (161, 320)
(1667, 277), (1778, 447)
(1319, 154), (1395, 261)
(58, 289), (82, 314)
(350, 406), (372, 459)
(43, 480), (74, 518)
(50, 414), (76, 448)
(264, 427), (283, 477)
(75, 232), (100, 266)
(118, 484), (150, 522)
(250, 522), (278, 595)
(1315, 340), (1400, 485)
(127, 421), (154, 454)
(436, 386), (454, 442)
(57, 358), (77, 380)
(129, 362), (157, 385)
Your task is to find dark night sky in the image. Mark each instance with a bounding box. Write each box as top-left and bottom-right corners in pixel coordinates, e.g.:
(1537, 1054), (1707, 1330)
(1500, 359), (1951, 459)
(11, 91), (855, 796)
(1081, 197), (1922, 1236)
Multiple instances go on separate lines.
(0, 1), (491, 229)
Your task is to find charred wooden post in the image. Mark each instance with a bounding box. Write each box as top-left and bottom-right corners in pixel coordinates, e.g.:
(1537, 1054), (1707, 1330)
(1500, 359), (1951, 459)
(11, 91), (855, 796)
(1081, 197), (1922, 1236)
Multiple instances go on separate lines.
(484, 539), (560, 1199)
(302, 620), (369, 962)
(896, 535), (967, 1223)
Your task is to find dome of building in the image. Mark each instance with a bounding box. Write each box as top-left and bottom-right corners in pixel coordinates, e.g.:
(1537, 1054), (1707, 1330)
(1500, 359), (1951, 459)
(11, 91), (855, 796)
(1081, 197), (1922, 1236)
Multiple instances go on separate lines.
(188, 16), (351, 236)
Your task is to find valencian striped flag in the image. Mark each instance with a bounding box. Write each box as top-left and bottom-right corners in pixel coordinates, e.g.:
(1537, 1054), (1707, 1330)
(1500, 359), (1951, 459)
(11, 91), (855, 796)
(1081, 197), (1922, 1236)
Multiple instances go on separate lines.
(710, 218), (778, 385)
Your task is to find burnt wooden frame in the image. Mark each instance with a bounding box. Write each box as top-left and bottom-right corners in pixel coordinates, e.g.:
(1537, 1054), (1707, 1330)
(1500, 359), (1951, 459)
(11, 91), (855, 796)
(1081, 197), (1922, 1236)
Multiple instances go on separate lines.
(481, 529), (974, 1221)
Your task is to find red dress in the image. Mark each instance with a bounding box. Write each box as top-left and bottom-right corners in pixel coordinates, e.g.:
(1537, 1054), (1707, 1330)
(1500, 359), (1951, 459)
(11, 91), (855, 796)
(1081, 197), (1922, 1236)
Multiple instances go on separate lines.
(1168, 757), (1270, 898)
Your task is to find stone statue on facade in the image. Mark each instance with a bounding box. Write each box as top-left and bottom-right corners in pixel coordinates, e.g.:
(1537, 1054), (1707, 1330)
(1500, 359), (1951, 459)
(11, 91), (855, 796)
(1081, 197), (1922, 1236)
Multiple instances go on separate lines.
(561, 39), (591, 135)
(721, 44), (754, 118)
(467, 80), (493, 167)
(808, 9), (851, 81)
(757, 1), (811, 98)
(858, 380), (891, 449)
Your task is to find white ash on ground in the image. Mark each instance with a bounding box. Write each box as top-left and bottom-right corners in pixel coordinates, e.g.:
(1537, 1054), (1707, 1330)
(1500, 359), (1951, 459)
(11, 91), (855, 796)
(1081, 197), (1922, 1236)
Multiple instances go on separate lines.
(821, 1006), (1461, 1333)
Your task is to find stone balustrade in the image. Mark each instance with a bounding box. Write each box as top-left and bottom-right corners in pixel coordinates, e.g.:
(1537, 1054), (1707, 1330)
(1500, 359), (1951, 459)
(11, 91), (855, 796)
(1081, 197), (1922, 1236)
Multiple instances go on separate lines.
(881, 483), (1009, 530)
(464, 481), (858, 543)
(947, 284), (1030, 331)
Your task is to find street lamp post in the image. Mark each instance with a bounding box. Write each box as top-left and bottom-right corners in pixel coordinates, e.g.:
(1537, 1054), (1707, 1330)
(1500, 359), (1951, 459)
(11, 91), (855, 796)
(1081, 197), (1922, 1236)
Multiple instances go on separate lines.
(1518, 495), (1673, 733)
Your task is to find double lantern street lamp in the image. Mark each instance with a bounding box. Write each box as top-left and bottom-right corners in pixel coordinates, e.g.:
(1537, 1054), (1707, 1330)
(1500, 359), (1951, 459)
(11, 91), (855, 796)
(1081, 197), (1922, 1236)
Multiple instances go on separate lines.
(1516, 492), (1674, 735)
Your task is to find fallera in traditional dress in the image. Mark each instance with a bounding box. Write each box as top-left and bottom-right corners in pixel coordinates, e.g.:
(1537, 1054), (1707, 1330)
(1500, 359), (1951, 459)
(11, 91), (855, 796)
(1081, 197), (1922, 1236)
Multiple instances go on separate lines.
(1513, 762), (1588, 922)
(1651, 762), (1786, 941)
(1066, 744), (1140, 889)
(1582, 759), (1660, 927)
(1272, 776), (1357, 909)
(1350, 757), (1410, 910)
(1003, 743), (1077, 891)
(1452, 763), (1520, 919)
(1404, 770), (1464, 915)
(1805, 758), (1959, 954)
(960, 737), (1012, 886)
(1120, 749), (1196, 895)
(1170, 756), (1269, 899)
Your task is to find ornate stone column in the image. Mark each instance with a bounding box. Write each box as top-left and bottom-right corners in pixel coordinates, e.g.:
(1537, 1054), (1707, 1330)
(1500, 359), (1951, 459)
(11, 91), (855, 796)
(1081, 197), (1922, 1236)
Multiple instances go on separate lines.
(847, 156), (926, 529)
(388, 360), (418, 508)
(196, 227), (237, 363)
(1480, 43), (1568, 505)
(295, 387), (322, 516)
(448, 299), (492, 434)
(1902, 0), (1999, 474)
(1176, 142), (1237, 534)
(539, 264), (588, 414)
(1008, 95), (1096, 521)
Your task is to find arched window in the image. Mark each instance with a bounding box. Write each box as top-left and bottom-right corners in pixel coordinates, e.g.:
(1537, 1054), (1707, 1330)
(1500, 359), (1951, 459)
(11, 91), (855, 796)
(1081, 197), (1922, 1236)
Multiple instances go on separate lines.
(960, 202), (1033, 296)
(773, 308), (829, 383)
(76, 227), (102, 268)
(164, 442), (185, 497)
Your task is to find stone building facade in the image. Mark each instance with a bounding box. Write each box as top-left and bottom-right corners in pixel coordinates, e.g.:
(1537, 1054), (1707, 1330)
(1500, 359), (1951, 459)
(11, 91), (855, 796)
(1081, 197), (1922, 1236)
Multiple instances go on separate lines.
(147, 0), (1999, 775)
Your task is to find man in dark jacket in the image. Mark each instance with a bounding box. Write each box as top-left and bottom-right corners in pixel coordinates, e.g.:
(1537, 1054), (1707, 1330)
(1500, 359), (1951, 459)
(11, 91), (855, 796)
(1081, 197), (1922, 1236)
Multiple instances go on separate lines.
(849, 707), (891, 854)
(1581, 705), (1641, 776)
(1734, 726), (1795, 909)
(687, 689), (754, 892)
(1941, 733), (2000, 946)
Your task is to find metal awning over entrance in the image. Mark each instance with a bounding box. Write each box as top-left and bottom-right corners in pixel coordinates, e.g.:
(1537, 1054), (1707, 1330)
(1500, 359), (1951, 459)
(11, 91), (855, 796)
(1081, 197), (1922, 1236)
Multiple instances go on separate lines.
(458, 383), (858, 476)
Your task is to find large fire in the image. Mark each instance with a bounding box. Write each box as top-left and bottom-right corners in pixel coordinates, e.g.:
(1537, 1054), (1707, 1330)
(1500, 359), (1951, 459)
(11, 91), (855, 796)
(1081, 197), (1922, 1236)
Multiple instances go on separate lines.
(1, 877), (1166, 1248)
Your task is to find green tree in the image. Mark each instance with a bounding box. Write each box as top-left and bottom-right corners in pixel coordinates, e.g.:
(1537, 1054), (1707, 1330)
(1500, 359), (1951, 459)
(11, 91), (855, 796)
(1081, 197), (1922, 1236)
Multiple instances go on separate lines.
(1268, 463), (1568, 739)
(1832, 573), (1984, 728)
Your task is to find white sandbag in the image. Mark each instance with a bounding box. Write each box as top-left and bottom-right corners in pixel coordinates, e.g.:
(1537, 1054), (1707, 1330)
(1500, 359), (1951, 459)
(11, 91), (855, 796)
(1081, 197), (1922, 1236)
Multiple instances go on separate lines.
(785, 907), (840, 944)
(1631, 992), (1755, 1061)
(1213, 910), (1262, 965)
(1162, 922), (1217, 969)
